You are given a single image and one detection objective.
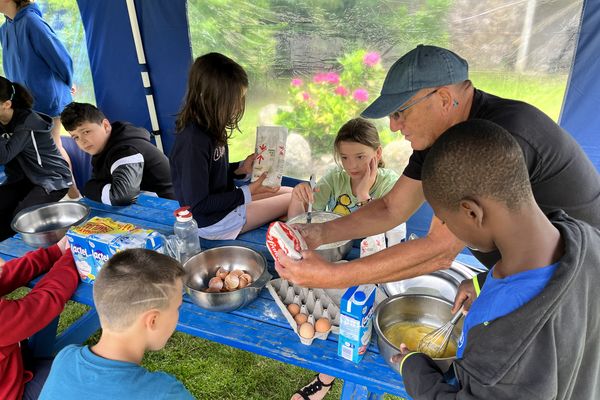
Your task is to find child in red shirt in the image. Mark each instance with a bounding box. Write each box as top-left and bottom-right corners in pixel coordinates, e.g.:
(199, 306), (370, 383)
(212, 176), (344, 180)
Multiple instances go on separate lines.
(0, 237), (79, 400)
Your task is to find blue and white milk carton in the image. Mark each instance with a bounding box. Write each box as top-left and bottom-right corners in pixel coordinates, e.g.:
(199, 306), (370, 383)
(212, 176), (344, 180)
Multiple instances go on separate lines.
(337, 284), (377, 363)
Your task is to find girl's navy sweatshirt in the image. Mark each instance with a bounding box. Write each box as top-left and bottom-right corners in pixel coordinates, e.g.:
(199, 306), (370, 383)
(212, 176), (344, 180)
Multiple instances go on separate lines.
(169, 123), (249, 228)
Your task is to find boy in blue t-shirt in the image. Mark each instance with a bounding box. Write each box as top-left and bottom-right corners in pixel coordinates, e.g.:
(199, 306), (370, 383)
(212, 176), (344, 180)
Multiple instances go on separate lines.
(393, 119), (600, 400)
(39, 249), (194, 400)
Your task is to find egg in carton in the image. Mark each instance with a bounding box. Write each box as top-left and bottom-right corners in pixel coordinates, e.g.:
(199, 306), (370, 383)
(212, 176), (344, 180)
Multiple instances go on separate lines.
(266, 278), (340, 345)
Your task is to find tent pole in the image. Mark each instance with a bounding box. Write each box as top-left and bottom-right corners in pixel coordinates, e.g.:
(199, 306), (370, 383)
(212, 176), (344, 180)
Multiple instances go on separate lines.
(125, 0), (164, 152)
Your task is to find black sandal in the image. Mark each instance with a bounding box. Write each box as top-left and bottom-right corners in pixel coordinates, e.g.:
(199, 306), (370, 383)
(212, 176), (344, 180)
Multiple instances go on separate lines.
(294, 374), (335, 400)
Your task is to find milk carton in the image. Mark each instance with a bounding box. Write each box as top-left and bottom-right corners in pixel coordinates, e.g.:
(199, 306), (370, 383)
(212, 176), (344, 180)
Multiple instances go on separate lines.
(337, 284), (377, 363)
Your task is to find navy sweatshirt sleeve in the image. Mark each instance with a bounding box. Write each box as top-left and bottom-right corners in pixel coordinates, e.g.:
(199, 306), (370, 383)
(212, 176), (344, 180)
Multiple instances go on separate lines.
(170, 125), (247, 227)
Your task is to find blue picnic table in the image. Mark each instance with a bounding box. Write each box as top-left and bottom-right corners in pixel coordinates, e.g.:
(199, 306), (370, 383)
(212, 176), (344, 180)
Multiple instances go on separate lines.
(0, 194), (483, 399)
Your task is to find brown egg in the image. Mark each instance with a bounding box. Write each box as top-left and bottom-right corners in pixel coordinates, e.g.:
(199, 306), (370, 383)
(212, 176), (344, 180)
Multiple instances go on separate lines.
(315, 318), (331, 333)
(294, 313), (308, 325)
(216, 267), (228, 279)
(208, 277), (223, 290)
(240, 273), (253, 284)
(224, 273), (240, 290)
(299, 322), (315, 339)
(204, 287), (221, 293)
(238, 275), (251, 288)
(287, 303), (300, 316)
(230, 269), (244, 277)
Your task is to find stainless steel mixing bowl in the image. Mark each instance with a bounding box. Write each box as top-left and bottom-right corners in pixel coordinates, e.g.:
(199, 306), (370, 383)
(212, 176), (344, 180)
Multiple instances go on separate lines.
(287, 211), (353, 262)
(382, 261), (478, 302)
(374, 294), (464, 372)
(184, 246), (272, 312)
(11, 201), (90, 248)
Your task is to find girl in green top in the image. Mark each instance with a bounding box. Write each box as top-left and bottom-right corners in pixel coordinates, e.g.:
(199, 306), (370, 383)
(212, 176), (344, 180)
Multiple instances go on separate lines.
(288, 118), (399, 218)
(289, 118), (399, 399)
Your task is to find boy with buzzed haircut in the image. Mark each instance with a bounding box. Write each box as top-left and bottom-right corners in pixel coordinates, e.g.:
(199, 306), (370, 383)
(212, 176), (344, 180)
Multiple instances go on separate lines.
(40, 249), (194, 400)
(394, 119), (600, 400)
(60, 102), (175, 206)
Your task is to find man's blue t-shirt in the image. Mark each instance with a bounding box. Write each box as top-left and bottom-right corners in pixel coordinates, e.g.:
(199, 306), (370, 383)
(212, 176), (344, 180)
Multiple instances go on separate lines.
(39, 345), (195, 400)
(457, 263), (558, 358)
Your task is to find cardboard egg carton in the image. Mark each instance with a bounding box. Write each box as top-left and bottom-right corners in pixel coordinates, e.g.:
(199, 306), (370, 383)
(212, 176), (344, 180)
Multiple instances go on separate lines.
(266, 278), (340, 345)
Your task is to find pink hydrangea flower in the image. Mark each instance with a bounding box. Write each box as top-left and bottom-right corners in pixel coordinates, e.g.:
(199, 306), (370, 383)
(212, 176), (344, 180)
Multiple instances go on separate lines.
(302, 92), (310, 101)
(313, 72), (340, 85)
(291, 78), (303, 87)
(335, 86), (349, 96)
(352, 88), (369, 102)
(363, 52), (381, 67)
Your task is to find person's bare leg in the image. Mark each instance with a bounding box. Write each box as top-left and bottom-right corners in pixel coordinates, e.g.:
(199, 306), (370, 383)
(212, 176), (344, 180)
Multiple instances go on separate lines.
(51, 117), (80, 199)
(252, 185), (293, 201)
(240, 191), (292, 233)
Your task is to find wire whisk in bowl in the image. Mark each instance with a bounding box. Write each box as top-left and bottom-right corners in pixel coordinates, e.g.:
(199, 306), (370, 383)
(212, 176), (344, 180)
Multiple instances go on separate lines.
(417, 307), (464, 358)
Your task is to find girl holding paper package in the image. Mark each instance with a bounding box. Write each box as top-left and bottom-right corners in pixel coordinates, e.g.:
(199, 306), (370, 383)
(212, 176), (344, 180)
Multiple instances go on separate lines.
(288, 118), (399, 400)
(170, 53), (292, 240)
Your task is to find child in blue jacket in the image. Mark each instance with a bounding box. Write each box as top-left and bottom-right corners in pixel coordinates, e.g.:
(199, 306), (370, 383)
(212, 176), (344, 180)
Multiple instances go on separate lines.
(0, 0), (79, 199)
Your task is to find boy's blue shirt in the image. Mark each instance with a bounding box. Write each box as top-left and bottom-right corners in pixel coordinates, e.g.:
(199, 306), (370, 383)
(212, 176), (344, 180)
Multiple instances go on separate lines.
(39, 345), (195, 400)
(0, 3), (73, 116)
(457, 262), (558, 358)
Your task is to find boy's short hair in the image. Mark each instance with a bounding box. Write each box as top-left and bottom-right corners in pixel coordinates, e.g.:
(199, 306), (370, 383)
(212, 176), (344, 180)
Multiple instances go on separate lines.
(60, 102), (107, 131)
(93, 249), (185, 331)
(422, 119), (532, 210)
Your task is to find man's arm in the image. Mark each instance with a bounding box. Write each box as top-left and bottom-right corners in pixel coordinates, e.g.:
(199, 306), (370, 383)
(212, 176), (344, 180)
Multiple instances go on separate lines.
(277, 216), (466, 288)
(297, 175), (426, 248)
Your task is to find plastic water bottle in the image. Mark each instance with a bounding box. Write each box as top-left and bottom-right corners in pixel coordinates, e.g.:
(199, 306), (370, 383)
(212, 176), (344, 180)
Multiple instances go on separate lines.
(173, 206), (201, 264)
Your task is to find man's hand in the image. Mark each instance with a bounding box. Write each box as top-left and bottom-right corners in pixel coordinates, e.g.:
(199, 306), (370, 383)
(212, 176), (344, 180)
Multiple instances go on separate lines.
(290, 222), (325, 249)
(452, 278), (476, 313)
(275, 250), (338, 288)
(235, 153), (256, 176)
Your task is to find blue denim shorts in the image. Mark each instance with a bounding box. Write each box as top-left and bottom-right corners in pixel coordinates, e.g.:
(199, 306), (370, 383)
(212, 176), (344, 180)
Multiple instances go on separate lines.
(198, 204), (247, 240)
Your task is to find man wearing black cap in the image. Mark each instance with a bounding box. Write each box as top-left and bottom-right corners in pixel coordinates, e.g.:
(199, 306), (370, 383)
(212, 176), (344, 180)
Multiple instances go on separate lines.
(275, 44), (600, 288)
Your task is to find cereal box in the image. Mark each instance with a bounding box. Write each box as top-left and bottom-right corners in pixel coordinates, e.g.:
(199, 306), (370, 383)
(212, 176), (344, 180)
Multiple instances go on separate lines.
(67, 217), (163, 283)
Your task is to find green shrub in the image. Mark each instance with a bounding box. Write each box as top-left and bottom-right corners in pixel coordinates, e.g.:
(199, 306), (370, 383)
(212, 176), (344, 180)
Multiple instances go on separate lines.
(274, 49), (386, 155)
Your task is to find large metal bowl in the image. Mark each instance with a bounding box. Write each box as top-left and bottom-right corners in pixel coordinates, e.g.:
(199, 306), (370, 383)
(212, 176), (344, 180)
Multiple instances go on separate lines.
(287, 211), (353, 262)
(184, 246), (272, 312)
(11, 201), (90, 248)
(382, 261), (478, 302)
(374, 294), (463, 373)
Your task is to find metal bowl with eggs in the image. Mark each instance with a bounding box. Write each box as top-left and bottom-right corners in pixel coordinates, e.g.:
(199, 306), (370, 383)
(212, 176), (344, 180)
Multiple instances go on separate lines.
(374, 294), (464, 372)
(287, 211), (353, 262)
(11, 201), (90, 248)
(183, 246), (272, 312)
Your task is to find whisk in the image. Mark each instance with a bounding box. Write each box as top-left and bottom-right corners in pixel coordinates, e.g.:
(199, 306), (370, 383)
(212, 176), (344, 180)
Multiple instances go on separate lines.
(417, 308), (464, 358)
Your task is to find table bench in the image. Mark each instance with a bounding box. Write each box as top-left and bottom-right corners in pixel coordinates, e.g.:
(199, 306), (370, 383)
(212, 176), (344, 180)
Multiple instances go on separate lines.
(0, 194), (483, 399)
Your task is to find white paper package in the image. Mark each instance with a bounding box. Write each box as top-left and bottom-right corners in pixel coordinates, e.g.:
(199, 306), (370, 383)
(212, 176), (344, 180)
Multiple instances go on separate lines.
(251, 125), (288, 187)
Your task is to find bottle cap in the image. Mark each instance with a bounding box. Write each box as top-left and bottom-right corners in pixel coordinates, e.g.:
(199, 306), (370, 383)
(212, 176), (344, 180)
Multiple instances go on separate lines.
(353, 291), (366, 302)
(174, 206), (193, 222)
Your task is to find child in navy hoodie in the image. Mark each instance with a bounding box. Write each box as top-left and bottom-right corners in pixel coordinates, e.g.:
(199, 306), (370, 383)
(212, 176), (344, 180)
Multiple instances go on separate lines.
(170, 53), (292, 240)
(0, 77), (73, 241)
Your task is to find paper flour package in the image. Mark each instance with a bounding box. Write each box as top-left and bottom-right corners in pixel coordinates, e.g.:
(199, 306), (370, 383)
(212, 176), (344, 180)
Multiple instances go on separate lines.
(251, 126), (287, 187)
(266, 221), (307, 262)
